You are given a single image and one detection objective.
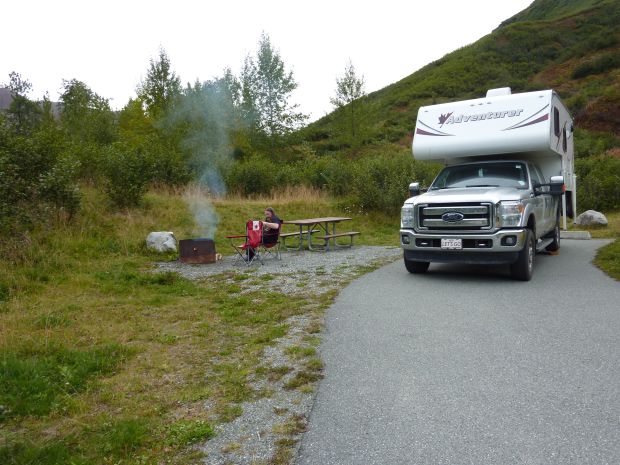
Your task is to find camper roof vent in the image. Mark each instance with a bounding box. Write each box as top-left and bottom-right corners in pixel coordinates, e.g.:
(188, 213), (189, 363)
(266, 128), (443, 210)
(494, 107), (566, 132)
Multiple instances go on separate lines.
(486, 87), (512, 98)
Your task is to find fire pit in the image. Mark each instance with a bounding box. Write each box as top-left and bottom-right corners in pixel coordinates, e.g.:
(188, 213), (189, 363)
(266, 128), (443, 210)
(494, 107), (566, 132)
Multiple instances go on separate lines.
(179, 238), (216, 264)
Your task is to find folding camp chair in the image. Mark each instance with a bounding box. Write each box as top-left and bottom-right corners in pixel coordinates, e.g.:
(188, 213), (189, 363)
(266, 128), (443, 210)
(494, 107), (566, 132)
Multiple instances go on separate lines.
(226, 220), (264, 265)
(259, 222), (281, 260)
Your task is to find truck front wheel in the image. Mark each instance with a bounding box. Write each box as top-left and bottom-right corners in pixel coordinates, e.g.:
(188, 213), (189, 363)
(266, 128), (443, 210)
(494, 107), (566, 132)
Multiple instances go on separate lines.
(510, 229), (534, 281)
(404, 257), (430, 274)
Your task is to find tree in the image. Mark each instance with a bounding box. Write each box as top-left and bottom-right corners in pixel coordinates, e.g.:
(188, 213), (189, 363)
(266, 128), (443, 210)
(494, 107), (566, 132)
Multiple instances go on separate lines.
(242, 33), (307, 146)
(238, 55), (260, 143)
(4, 72), (41, 134)
(330, 60), (366, 145)
(59, 79), (116, 145)
(118, 98), (154, 147)
(137, 48), (182, 121)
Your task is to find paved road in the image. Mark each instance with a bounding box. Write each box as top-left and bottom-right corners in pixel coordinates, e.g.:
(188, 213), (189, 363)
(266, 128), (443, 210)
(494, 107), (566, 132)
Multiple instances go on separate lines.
(296, 240), (620, 465)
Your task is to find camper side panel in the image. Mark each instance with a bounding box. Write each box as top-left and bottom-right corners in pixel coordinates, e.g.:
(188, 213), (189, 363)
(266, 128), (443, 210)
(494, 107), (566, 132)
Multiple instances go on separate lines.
(550, 92), (575, 191)
(413, 91), (554, 161)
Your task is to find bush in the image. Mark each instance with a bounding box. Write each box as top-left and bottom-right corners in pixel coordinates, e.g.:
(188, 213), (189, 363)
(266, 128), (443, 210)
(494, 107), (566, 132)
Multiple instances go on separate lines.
(349, 150), (440, 213)
(102, 143), (150, 208)
(571, 51), (620, 79)
(142, 140), (192, 187)
(575, 129), (620, 158)
(0, 124), (81, 234)
(225, 155), (277, 196)
(576, 156), (620, 211)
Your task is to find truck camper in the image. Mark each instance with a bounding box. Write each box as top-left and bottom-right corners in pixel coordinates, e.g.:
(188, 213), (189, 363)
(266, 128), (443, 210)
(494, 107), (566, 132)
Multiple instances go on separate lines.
(400, 88), (574, 281)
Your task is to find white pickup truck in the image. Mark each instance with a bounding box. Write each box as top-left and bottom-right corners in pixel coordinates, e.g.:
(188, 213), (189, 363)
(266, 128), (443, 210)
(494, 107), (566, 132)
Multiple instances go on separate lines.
(400, 88), (575, 281)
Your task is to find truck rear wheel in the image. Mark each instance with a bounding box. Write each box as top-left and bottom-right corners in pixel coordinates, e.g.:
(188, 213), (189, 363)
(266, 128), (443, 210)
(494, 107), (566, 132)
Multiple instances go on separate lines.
(404, 257), (430, 274)
(510, 229), (534, 281)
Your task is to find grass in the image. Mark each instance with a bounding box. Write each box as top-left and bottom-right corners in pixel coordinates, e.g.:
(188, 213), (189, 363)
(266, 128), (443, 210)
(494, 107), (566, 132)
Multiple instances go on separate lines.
(573, 211), (620, 281)
(0, 185), (397, 464)
(5, 183), (614, 463)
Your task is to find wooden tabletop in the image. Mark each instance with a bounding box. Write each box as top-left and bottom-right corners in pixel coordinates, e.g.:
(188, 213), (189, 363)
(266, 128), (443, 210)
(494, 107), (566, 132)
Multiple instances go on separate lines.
(283, 217), (351, 226)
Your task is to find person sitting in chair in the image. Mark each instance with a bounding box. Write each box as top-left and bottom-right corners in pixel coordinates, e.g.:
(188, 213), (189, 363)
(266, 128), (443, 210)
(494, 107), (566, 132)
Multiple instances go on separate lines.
(263, 207), (282, 245)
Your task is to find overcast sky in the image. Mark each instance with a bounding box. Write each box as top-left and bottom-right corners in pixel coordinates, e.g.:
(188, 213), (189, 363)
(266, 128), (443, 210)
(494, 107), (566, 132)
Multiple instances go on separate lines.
(2, 0), (533, 122)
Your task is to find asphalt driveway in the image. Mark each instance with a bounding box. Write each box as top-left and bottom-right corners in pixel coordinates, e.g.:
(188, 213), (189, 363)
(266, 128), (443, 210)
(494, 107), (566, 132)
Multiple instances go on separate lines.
(296, 239), (620, 465)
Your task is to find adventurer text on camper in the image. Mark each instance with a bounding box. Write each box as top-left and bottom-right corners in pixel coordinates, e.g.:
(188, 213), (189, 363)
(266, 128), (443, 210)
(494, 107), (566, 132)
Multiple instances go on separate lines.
(439, 109), (524, 127)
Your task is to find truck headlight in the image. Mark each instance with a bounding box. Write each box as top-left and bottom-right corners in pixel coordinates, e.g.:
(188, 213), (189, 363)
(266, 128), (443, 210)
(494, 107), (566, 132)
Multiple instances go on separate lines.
(496, 201), (524, 227)
(401, 205), (415, 228)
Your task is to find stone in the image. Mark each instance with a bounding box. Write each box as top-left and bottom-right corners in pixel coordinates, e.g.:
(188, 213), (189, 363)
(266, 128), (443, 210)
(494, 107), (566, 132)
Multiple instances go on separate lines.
(146, 231), (177, 253)
(575, 210), (608, 226)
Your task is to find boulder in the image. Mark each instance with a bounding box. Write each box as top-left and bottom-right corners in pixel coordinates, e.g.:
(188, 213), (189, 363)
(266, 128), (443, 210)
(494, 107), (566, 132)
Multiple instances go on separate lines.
(146, 231), (177, 253)
(575, 210), (608, 226)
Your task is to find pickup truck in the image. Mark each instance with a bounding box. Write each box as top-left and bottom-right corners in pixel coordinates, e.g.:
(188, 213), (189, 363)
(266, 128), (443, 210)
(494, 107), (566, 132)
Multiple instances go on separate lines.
(400, 88), (574, 281)
(400, 160), (564, 280)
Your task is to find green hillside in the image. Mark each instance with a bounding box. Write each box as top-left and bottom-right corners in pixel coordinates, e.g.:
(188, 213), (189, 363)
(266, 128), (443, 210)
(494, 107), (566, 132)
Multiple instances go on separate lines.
(302, 0), (620, 155)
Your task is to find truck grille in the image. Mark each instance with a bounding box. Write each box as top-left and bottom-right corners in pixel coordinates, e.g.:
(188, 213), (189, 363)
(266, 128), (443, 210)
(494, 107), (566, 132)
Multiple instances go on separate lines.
(417, 203), (493, 231)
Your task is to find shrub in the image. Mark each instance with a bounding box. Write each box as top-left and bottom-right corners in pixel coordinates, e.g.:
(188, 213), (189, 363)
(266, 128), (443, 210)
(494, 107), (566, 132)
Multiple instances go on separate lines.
(67, 142), (105, 182)
(349, 150), (440, 213)
(571, 51), (620, 79)
(575, 129), (620, 158)
(102, 143), (150, 208)
(225, 155), (277, 196)
(323, 157), (355, 197)
(576, 156), (620, 211)
(0, 125), (80, 234)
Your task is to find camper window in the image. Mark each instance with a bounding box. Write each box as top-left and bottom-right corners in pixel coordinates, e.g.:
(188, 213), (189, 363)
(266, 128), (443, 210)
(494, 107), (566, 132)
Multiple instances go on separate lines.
(553, 107), (560, 137)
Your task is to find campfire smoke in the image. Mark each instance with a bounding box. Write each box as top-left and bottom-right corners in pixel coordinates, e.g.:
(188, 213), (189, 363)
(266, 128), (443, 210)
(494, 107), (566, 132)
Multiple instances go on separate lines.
(183, 185), (219, 240)
(164, 76), (238, 239)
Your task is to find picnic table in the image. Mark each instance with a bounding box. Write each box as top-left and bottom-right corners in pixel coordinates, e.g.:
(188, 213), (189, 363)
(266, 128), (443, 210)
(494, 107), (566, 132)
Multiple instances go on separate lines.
(281, 217), (360, 251)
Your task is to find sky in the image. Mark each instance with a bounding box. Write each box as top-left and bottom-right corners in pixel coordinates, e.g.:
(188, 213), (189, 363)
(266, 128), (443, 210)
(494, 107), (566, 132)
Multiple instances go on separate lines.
(1, 0), (533, 122)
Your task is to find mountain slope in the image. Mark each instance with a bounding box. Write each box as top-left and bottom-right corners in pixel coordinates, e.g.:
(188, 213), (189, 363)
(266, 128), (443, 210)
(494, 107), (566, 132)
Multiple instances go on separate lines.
(302, 0), (619, 154)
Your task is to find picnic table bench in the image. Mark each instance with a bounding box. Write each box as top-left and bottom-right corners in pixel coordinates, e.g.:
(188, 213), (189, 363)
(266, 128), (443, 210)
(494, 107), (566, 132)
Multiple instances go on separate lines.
(282, 217), (360, 251)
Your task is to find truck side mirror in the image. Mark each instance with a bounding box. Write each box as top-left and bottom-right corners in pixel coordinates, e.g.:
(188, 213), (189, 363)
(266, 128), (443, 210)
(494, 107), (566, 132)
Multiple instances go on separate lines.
(409, 182), (421, 197)
(549, 175), (565, 196)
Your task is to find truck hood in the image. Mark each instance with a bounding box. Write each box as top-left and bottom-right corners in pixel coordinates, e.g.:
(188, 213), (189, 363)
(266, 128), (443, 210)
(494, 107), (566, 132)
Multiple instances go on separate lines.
(404, 187), (528, 206)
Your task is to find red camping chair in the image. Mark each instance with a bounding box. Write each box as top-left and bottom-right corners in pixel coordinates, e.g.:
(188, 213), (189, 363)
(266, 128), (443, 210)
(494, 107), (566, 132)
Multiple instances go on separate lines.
(226, 220), (264, 265)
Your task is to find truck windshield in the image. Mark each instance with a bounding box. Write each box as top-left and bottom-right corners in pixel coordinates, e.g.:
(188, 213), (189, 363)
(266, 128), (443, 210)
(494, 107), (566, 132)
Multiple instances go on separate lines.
(430, 162), (529, 190)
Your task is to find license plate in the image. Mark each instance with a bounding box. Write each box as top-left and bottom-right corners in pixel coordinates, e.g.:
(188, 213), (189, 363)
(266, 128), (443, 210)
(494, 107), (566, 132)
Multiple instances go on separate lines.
(441, 238), (462, 250)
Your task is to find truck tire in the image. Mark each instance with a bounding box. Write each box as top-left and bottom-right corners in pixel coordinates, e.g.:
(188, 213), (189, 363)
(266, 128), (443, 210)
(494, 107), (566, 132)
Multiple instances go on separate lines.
(510, 229), (534, 281)
(404, 257), (430, 274)
(545, 214), (561, 252)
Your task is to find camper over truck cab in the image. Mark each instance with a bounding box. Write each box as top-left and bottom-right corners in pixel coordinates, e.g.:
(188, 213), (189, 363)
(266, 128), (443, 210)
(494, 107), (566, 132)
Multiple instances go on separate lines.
(401, 88), (574, 281)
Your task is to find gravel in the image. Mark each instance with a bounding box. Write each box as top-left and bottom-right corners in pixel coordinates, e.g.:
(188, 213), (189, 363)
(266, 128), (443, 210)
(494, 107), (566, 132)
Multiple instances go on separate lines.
(157, 246), (402, 297)
(155, 246), (401, 464)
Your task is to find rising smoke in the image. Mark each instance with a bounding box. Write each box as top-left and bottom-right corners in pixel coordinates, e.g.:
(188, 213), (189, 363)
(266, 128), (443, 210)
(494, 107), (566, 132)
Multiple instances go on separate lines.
(164, 78), (239, 238)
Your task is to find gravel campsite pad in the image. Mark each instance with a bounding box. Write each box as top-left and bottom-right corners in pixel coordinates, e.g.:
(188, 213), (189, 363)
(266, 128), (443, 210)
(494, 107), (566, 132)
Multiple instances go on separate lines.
(158, 246), (402, 297)
(156, 246), (400, 464)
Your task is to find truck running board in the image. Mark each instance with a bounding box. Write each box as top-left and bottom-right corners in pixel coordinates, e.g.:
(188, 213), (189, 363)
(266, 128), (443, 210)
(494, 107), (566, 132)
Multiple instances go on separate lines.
(536, 238), (553, 252)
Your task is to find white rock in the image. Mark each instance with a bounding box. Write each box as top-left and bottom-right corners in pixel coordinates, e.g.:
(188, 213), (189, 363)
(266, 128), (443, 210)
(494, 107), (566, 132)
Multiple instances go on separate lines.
(146, 231), (177, 252)
(575, 210), (608, 226)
